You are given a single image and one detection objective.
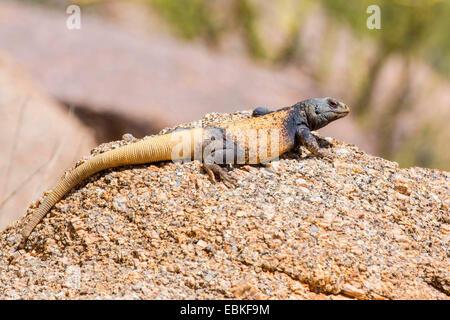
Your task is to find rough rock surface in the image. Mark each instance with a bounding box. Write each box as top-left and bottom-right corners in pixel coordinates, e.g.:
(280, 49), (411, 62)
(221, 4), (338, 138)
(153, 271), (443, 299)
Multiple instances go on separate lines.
(0, 111), (449, 300)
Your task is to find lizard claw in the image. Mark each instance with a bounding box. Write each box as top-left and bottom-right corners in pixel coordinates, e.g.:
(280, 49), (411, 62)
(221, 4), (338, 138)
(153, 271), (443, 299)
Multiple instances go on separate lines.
(203, 164), (236, 188)
(316, 137), (334, 148)
(317, 150), (334, 163)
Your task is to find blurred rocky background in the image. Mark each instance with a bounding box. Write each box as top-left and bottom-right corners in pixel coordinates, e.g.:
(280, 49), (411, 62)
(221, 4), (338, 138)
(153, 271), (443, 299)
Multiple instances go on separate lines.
(0, 0), (449, 229)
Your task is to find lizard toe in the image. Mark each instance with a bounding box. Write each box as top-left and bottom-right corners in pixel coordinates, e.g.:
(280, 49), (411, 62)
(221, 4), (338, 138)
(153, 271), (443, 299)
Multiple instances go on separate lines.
(203, 164), (236, 187)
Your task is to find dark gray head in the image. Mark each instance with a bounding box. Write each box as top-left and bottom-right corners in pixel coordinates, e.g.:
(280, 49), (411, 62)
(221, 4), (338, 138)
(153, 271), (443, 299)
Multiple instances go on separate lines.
(301, 97), (350, 130)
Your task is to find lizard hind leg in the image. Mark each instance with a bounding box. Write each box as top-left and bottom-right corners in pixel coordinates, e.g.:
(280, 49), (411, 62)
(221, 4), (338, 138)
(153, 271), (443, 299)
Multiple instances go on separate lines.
(202, 148), (237, 188)
(203, 163), (235, 187)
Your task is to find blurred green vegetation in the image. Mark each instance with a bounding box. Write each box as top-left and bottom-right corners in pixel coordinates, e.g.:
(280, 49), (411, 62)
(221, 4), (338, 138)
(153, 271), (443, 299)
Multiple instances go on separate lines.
(320, 0), (449, 129)
(143, 0), (450, 73)
(319, 0), (449, 169)
(148, 0), (220, 43)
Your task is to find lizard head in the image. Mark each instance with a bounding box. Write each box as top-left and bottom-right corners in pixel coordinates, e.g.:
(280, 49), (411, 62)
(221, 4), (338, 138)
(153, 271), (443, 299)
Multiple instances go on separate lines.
(302, 97), (349, 130)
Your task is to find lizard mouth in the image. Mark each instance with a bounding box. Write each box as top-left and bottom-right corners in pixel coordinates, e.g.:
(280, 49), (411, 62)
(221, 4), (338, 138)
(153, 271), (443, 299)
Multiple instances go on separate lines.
(327, 108), (349, 119)
(337, 104), (350, 116)
(337, 110), (349, 118)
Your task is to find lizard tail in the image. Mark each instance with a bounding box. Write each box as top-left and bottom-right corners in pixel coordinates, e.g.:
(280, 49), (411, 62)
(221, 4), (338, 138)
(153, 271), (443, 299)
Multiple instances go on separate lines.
(21, 129), (202, 245)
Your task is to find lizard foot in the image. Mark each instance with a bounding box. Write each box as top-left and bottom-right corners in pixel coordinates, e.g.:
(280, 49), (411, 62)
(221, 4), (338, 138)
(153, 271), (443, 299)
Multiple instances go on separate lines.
(315, 136), (334, 148)
(203, 164), (236, 188)
(315, 150), (334, 163)
(304, 145), (334, 163)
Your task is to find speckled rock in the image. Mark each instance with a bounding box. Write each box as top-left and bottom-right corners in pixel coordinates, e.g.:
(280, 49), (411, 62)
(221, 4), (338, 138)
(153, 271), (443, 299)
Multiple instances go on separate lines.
(0, 111), (449, 300)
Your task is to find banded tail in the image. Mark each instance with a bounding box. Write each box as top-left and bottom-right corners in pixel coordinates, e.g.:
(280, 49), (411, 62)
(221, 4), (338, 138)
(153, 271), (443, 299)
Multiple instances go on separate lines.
(21, 128), (204, 246)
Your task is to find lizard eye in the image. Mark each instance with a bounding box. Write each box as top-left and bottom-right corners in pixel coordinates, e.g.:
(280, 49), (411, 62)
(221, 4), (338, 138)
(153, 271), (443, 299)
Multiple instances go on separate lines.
(328, 99), (338, 108)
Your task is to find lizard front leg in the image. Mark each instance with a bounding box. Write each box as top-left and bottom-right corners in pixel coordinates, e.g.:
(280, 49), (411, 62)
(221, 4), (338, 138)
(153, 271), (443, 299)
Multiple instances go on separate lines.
(295, 126), (333, 161)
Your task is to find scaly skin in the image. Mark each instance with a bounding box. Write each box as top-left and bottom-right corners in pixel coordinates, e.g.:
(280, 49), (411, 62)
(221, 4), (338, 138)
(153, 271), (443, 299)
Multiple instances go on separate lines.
(19, 97), (349, 248)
